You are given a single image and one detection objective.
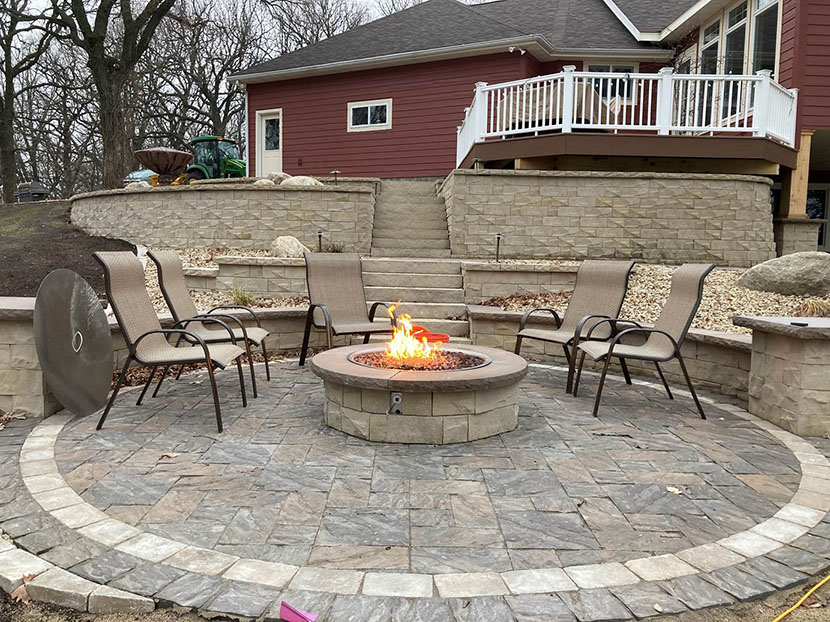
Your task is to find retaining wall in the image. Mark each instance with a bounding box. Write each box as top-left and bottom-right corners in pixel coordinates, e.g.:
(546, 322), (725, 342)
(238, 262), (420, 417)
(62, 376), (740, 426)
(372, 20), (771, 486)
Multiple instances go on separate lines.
(70, 181), (377, 252)
(440, 170), (776, 268)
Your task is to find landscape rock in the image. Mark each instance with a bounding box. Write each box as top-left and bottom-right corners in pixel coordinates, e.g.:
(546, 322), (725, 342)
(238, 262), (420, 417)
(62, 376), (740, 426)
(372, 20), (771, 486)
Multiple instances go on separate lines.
(738, 252), (830, 296)
(267, 172), (292, 183)
(252, 178), (276, 187)
(124, 181), (151, 191)
(272, 236), (311, 258)
(280, 175), (324, 188)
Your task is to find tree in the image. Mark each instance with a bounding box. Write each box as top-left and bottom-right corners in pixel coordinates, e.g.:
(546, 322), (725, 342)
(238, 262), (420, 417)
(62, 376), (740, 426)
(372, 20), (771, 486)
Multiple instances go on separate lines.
(49, 0), (178, 189)
(0, 0), (52, 203)
(264, 0), (368, 54)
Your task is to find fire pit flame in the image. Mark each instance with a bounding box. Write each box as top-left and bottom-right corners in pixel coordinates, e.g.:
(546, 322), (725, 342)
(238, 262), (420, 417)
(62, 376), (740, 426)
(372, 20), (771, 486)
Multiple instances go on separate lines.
(384, 304), (443, 365)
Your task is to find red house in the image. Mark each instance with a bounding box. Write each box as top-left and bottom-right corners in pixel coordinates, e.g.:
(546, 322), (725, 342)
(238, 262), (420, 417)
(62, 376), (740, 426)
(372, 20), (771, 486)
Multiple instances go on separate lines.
(232, 0), (829, 251)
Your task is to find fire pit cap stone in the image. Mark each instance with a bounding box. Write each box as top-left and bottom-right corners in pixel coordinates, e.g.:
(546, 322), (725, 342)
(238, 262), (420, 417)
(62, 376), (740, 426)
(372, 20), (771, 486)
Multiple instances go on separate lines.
(310, 344), (527, 392)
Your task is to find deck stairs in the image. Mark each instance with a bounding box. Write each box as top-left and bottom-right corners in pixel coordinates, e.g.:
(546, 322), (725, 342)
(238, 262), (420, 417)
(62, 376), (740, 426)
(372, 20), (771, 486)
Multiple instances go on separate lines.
(362, 257), (469, 342)
(370, 179), (451, 258)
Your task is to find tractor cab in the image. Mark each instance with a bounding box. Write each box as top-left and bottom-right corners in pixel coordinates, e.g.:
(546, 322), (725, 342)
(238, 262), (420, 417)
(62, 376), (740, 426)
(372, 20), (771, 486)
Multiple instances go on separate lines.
(186, 136), (246, 181)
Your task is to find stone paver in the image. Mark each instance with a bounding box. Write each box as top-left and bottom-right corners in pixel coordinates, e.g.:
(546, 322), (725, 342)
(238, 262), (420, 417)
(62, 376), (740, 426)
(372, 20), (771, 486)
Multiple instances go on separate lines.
(25, 567), (96, 610)
(0, 361), (828, 620)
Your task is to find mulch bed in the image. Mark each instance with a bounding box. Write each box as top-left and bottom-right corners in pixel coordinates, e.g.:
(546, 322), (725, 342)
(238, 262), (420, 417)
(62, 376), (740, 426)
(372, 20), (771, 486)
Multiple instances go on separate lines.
(0, 202), (133, 297)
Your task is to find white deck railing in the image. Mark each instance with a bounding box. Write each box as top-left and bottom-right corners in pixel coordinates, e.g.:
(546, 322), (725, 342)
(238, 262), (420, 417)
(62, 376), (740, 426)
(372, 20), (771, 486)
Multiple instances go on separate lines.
(456, 66), (798, 166)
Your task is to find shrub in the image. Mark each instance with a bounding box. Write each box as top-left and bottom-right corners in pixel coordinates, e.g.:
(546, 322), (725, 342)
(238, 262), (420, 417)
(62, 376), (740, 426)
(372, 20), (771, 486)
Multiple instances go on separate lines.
(231, 287), (258, 307)
(323, 241), (346, 253)
(798, 298), (830, 317)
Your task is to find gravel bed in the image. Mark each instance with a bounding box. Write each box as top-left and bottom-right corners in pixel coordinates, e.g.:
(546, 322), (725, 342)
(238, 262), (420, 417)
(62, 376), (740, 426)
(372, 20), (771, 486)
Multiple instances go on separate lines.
(480, 264), (830, 334)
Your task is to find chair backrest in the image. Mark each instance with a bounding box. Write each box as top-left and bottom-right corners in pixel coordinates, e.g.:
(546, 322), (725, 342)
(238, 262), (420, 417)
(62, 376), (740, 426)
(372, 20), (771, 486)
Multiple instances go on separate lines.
(147, 250), (200, 323)
(94, 251), (166, 359)
(648, 263), (715, 354)
(304, 252), (369, 327)
(560, 260), (635, 336)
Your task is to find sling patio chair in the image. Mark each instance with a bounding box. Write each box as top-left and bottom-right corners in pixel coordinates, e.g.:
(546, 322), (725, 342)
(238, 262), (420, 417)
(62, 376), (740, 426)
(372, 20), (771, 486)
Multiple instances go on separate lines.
(148, 249), (270, 398)
(299, 252), (396, 366)
(572, 263), (715, 419)
(94, 251), (248, 433)
(514, 260), (635, 393)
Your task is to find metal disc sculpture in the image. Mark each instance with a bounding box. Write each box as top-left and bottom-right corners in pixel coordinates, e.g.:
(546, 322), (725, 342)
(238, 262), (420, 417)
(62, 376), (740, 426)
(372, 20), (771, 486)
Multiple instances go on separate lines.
(134, 147), (193, 184)
(34, 270), (114, 417)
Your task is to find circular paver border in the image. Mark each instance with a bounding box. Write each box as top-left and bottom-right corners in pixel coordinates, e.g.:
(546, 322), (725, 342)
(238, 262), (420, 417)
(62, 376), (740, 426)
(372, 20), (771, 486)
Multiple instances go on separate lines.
(4, 361), (830, 617)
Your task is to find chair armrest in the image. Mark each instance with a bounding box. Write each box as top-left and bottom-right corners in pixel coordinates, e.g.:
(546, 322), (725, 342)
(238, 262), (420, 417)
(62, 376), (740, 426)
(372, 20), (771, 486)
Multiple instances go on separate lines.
(518, 308), (562, 332)
(605, 326), (680, 359)
(306, 303), (333, 331)
(583, 317), (643, 341)
(173, 316), (237, 345)
(194, 313), (251, 343)
(207, 305), (261, 327)
(369, 301), (396, 326)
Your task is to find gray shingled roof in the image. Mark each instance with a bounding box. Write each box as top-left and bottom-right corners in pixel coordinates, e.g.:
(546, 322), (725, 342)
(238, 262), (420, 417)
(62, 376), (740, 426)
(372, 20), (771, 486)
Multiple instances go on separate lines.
(236, 0), (671, 78)
(611, 0), (698, 32)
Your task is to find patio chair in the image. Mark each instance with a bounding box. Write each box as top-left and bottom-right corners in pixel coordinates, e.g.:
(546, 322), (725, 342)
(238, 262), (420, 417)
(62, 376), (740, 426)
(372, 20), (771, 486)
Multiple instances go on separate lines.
(572, 263), (715, 419)
(148, 249), (270, 399)
(299, 252), (396, 366)
(94, 251), (248, 433)
(514, 260), (635, 393)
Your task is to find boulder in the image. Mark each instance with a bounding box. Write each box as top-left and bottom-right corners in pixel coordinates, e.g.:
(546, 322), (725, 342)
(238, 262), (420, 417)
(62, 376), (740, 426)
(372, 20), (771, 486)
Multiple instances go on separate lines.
(272, 236), (311, 258)
(280, 175), (324, 188)
(267, 172), (292, 183)
(252, 178), (276, 187)
(738, 252), (830, 296)
(125, 181), (151, 191)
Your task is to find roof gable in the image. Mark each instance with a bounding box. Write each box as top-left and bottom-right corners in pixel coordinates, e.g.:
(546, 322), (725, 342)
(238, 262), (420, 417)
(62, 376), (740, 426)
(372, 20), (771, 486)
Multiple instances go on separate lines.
(608, 0), (699, 33)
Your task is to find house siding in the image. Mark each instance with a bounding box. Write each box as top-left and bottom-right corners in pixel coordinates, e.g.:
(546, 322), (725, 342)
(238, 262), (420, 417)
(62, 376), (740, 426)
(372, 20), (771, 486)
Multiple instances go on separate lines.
(779, 0), (830, 132)
(246, 53), (530, 178)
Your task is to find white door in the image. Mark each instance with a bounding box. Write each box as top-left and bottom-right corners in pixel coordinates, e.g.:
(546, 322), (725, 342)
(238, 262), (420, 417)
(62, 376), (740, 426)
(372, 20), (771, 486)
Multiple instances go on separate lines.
(258, 111), (282, 175)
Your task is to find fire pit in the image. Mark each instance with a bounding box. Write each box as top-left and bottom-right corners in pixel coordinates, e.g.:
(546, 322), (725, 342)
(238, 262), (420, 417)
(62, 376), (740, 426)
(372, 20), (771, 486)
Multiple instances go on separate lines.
(310, 308), (527, 444)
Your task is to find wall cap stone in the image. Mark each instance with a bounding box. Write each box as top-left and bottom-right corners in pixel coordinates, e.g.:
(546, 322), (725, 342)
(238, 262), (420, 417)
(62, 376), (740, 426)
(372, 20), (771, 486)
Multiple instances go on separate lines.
(0, 297), (36, 321)
(468, 304), (751, 351)
(734, 316), (830, 340)
(445, 169), (774, 185)
(461, 261), (580, 273)
(214, 256), (305, 267)
(70, 183), (373, 202)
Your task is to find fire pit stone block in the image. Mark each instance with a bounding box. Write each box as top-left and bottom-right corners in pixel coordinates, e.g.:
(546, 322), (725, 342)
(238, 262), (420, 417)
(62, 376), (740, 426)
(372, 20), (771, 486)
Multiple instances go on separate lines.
(311, 345), (527, 444)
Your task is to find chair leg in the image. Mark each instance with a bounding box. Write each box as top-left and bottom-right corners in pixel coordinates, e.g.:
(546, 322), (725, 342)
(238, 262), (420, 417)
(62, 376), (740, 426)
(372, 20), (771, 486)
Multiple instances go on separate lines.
(152, 365), (171, 398)
(563, 344), (575, 394)
(363, 333), (371, 344)
(573, 351), (587, 397)
(136, 365), (158, 406)
(98, 356), (131, 430)
(514, 335), (523, 355)
(236, 358), (248, 407)
(677, 352), (706, 419)
(619, 357), (632, 385)
(243, 340), (257, 399)
(175, 364), (186, 380)
(206, 361), (223, 433)
(299, 309), (314, 367)
(261, 341), (271, 381)
(654, 362), (673, 400)
(592, 356), (613, 418)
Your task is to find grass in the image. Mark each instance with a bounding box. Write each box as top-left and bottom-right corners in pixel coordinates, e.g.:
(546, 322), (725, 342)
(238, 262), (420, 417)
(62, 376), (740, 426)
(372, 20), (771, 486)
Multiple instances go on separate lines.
(231, 287), (258, 307)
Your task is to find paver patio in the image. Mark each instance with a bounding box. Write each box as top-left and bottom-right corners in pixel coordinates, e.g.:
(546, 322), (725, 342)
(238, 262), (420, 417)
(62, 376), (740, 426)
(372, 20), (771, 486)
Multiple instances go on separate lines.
(1, 360), (829, 621)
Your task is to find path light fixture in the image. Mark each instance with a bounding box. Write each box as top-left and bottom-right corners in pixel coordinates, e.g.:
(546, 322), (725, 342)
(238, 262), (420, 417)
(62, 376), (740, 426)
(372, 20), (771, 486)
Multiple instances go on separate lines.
(495, 233), (503, 263)
(317, 230), (324, 252)
(330, 170), (340, 184)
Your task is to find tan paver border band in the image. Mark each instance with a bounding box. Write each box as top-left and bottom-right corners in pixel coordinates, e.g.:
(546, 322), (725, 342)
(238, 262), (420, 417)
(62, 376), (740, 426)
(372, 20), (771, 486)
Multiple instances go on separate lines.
(3, 362), (829, 613)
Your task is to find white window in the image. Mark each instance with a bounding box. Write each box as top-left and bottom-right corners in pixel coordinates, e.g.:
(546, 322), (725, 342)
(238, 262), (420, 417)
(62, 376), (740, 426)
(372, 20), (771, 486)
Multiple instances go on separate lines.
(586, 63), (638, 101)
(347, 99), (392, 131)
(752, 0), (779, 73)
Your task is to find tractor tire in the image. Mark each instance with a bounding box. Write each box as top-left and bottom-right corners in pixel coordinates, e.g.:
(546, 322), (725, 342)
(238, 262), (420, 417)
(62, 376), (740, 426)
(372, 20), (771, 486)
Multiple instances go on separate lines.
(185, 170), (206, 184)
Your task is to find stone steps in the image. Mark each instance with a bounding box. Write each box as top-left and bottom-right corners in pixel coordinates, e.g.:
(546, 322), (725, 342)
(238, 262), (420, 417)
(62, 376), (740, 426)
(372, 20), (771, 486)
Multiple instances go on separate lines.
(363, 272), (463, 288)
(366, 286), (465, 304)
(370, 247), (452, 258)
(369, 300), (466, 319)
(362, 258), (461, 274)
(371, 237), (450, 250)
(371, 179), (450, 259)
(371, 227), (449, 239)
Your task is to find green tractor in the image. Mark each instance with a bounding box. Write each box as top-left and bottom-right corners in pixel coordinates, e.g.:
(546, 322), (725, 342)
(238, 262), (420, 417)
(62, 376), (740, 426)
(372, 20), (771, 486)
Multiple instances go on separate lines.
(184, 136), (246, 182)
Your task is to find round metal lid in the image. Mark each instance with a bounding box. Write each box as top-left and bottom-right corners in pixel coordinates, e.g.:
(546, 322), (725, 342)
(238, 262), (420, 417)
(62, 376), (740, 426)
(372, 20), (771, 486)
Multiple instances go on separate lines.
(34, 270), (114, 417)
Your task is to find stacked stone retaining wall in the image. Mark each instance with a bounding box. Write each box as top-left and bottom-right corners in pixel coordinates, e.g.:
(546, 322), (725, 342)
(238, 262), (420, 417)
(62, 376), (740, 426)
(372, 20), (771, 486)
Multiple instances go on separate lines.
(440, 170), (776, 268)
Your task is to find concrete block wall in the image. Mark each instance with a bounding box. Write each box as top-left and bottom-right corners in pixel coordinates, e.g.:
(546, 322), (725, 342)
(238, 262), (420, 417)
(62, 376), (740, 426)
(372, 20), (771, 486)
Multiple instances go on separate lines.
(468, 305), (751, 403)
(462, 262), (578, 303)
(70, 181), (376, 253)
(773, 219), (823, 256)
(440, 170), (776, 268)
